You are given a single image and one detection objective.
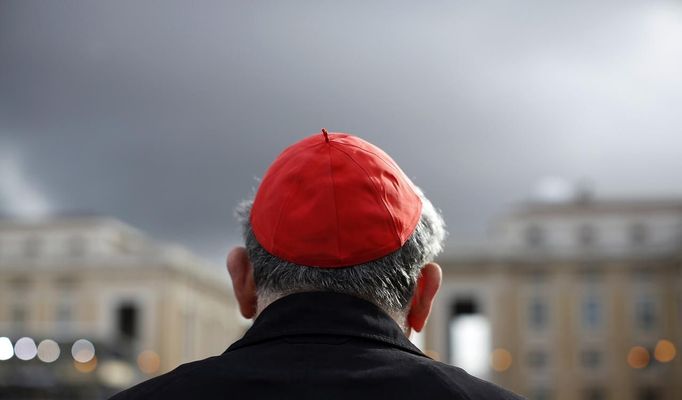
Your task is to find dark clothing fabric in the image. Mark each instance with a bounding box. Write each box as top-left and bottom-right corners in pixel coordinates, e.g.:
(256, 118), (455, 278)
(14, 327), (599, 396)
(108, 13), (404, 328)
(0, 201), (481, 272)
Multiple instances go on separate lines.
(111, 292), (524, 400)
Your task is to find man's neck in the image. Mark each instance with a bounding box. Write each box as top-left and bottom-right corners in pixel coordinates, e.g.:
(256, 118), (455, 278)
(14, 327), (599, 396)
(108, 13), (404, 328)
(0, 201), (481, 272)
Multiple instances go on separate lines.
(255, 291), (410, 335)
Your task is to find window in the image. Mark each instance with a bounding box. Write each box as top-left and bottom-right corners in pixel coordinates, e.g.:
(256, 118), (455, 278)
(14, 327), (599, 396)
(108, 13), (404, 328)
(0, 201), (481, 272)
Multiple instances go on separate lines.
(57, 301), (72, 323)
(12, 303), (28, 332)
(117, 303), (139, 341)
(24, 236), (42, 258)
(55, 274), (78, 288)
(67, 236), (86, 257)
(528, 297), (548, 330)
(582, 295), (602, 330)
(635, 296), (657, 331)
(55, 295), (74, 334)
(578, 225), (596, 246)
(529, 270), (548, 284)
(629, 223), (647, 245)
(580, 349), (602, 369)
(580, 266), (601, 282)
(525, 225), (545, 247)
(526, 349), (548, 369)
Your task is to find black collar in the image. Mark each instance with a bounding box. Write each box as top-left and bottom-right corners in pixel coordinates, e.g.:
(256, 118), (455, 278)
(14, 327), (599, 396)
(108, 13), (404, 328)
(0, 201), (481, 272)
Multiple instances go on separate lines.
(225, 292), (428, 359)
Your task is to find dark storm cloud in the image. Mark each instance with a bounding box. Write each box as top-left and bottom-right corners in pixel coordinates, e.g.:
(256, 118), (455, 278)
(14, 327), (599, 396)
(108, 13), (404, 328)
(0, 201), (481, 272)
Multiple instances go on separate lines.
(2, 0), (682, 262)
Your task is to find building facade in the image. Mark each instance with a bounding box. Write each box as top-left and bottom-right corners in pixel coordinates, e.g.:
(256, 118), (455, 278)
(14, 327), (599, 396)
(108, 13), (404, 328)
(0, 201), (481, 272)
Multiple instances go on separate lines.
(426, 199), (682, 400)
(0, 216), (244, 399)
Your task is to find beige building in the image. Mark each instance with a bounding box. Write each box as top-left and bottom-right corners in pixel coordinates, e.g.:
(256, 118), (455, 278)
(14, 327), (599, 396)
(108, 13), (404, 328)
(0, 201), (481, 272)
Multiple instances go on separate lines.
(0, 216), (244, 399)
(2, 201), (680, 399)
(426, 198), (682, 400)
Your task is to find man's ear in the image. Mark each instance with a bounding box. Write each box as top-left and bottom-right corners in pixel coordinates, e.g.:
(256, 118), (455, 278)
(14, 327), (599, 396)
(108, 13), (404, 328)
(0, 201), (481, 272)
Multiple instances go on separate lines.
(407, 262), (442, 333)
(227, 246), (258, 319)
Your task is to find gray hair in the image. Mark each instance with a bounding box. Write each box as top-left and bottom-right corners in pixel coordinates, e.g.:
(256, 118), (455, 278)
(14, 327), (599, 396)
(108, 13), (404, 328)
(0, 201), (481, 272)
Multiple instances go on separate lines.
(235, 188), (446, 314)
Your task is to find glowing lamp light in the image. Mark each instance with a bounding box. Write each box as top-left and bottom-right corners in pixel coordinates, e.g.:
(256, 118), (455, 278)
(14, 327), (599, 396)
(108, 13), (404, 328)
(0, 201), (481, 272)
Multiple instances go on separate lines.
(37, 339), (60, 363)
(98, 360), (135, 388)
(627, 346), (650, 369)
(491, 348), (513, 372)
(654, 339), (676, 363)
(71, 339), (95, 363)
(0, 337), (14, 361)
(137, 350), (161, 375)
(14, 337), (37, 361)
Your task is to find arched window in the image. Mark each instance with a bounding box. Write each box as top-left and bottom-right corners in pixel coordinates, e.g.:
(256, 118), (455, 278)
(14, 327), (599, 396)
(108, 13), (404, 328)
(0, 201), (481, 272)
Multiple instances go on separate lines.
(117, 303), (139, 341)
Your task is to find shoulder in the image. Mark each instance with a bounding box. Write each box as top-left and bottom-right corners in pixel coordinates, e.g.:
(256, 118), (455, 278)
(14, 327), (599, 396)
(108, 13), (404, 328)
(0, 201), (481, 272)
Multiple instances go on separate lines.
(109, 344), (526, 400)
(108, 356), (226, 400)
(413, 356), (526, 400)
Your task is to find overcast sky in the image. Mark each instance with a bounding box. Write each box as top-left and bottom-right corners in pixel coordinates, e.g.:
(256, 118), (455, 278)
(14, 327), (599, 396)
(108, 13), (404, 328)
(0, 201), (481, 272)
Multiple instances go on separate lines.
(1, 1), (681, 263)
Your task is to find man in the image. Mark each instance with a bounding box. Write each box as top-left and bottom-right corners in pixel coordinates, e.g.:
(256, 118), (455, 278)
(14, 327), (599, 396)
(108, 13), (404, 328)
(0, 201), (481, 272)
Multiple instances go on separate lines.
(111, 130), (524, 399)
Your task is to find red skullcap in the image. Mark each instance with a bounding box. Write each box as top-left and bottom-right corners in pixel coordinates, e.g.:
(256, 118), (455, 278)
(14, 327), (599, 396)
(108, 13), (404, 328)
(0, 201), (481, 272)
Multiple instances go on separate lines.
(250, 130), (422, 268)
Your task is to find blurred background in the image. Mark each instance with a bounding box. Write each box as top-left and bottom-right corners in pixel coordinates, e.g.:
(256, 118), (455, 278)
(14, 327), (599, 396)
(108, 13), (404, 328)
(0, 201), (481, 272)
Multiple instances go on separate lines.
(1, 1), (681, 399)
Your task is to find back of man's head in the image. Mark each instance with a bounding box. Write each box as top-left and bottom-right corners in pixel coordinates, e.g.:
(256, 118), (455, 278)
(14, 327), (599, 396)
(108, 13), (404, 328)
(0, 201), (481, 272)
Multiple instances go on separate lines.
(228, 130), (446, 329)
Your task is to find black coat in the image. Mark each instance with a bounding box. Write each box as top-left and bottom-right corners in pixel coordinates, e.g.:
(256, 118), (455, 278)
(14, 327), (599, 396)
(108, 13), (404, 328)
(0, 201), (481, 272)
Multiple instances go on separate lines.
(110, 292), (524, 400)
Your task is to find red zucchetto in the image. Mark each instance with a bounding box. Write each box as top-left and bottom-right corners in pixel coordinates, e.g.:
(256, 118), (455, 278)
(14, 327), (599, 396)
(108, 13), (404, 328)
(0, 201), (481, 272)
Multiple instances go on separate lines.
(250, 129), (422, 268)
